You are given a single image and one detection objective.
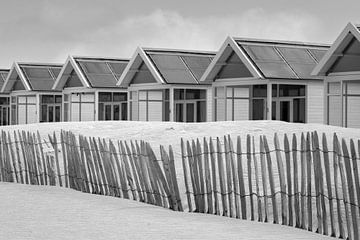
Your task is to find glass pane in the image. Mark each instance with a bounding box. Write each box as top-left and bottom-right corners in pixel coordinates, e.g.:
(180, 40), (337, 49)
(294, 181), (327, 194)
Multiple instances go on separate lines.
(280, 101), (290, 122)
(113, 105), (120, 121)
(252, 99), (265, 120)
(308, 49), (327, 62)
(48, 106), (54, 122)
(196, 101), (206, 122)
(175, 103), (184, 122)
(50, 67), (62, 78)
(11, 105), (16, 124)
(164, 101), (169, 121)
(174, 89), (184, 100)
(113, 92), (127, 102)
(42, 95), (54, 104)
(64, 103), (68, 122)
(253, 85), (267, 98)
(121, 103), (127, 120)
(293, 98), (305, 123)
(272, 101), (277, 120)
(186, 103), (195, 122)
(55, 96), (62, 103)
(99, 92), (112, 102)
(55, 106), (61, 122)
(185, 89), (206, 100)
(105, 105), (112, 120)
(41, 105), (47, 122)
(279, 85), (305, 97)
(98, 103), (104, 120)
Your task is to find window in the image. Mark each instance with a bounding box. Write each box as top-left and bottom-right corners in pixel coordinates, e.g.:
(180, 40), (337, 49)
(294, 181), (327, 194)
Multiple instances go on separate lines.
(98, 92), (128, 121)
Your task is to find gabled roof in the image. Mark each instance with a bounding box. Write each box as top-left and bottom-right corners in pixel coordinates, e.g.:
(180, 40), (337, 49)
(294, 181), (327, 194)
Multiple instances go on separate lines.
(53, 56), (129, 90)
(0, 69), (10, 90)
(312, 22), (360, 76)
(117, 47), (216, 87)
(201, 37), (330, 83)
(1, 62), (62, 93)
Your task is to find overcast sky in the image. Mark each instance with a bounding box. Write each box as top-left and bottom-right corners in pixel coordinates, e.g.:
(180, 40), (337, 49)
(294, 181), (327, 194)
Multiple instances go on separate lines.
(0, 0), (359, 68)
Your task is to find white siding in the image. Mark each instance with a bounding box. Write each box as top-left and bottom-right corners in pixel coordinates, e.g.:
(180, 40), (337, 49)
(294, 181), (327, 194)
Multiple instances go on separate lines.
(233, 99), (249, 120)
(148, 91), (162, 101)
(81, 103), (95, 121)
(139, 102), (147, 121)
(148, 102), (162, 121)
(27, 105), (37, 124)
(71, 103), (80, 121)
(347, 96), (360, 128)
(18, 105), (26, 124)
(82, 93), (95, 102)
(328, 96), (341, 126)
(307, 81), (324, 124)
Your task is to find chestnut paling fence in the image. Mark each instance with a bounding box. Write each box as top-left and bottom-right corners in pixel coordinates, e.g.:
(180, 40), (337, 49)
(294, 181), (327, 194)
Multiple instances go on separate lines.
(0, 130), (359, 239)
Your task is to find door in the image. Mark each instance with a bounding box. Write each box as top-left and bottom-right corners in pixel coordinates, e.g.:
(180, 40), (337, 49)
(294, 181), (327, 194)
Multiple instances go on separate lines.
(175, 103), (184, 122)
(175, 102), (198, 122)
(104, 104), (112, 120)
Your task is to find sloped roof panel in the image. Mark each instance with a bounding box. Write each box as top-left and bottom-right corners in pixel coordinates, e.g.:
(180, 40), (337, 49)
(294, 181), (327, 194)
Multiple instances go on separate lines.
(20, 65), (62, 91)
(148, 54), (197, 84)
(146, 50), (215, 84)
(75, 58), (128, 88)
(239, 40), (329, 79)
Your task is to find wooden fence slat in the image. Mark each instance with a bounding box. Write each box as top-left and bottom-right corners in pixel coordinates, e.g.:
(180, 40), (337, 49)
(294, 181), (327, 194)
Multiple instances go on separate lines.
(122, 141), (141, 201)
(37, 132), (47, 186)
(18, 131), (29, 184)
(335, 135), (352, 240)
(181, 139), (192, 212)
(147, 143), (173, 209)
(32, 133), (43, 186)
(128, 141), (145, 202)
(29, 132), (40, 185)
(109, 140), (125, 198)
(135, 141), (153, 204)
(80, 136), (95, 193)
(84, 136), (101, 194)
(342, 138), (359, 240)
(247, 135), (254, 221)
(263, 135), (278, 224)
(274, 133), (287, 225)
(99, 139), (116, 196)
(8, 133), (18, 183)
(217, 137), (228, 216)
(312, 132), (326, 236)
(252, 136), (262, 222)
(209, 138), (220, 215)
(284, 134), (293, 226)
(333, 134), (344, 239)
(191, 140), (203, 212)
(292, 134), (300, 228)
(49, 133), (62, 187)
(142, 141), (162, 206)
(187, 140), (199, 211)
(224, 136), (234, 218)
(89, 137), (105, 194)
(300, 133), (307, 230)
(203, 138), (213, 214)
(259, 136), (268, 222)
(71, 133), (84, 191)
(14, 131), (24, 184)
(305, 132), (313, 232)
(322, 133), (336, 237)
(195, 139), (206, 213)
(169, 145), (183, 211)
(60, 131), (69, 188)
(158, 146), (173, 208)
(120, 141), (138, 200)
(228, 136), (240, 219)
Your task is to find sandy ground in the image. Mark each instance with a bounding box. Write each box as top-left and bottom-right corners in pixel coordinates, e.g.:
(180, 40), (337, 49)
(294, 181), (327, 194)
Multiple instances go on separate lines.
(0, 182), (335, 240)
